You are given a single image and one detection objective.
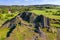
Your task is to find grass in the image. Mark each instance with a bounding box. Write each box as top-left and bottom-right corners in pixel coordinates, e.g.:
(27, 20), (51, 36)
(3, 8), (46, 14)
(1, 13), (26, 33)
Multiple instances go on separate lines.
(0, 28), (9, 40)
(41, 28), (57, 40)
(0, 12), (19, 40)
(6, 25), (38, 40)
(30, 9), (60, 19)
(0, 12), (19, 27)
(51, 24), (60, 28)
(11, 27), (24, 40)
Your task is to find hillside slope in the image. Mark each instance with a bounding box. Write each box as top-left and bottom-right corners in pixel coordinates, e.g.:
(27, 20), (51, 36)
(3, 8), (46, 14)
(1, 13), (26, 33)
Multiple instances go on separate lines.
(0, 12), (57, 40)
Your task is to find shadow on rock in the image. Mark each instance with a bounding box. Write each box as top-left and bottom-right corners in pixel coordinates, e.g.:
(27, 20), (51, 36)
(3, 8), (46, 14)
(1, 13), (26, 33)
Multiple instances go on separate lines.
(20, 12), (32, 22)
(6, 24), (16, 37)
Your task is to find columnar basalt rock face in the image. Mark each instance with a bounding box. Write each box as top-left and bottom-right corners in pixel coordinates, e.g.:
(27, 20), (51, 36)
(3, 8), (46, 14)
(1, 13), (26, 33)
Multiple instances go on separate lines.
(20, 12), (37, 23)
(20, 12), (50, 34)
(40, 15), (50, 28)
(20, 12), (50, 28)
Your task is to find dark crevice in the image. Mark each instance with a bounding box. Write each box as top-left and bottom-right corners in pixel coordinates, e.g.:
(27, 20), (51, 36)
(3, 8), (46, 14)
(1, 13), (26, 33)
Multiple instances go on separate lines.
(6, 24), (16, 37)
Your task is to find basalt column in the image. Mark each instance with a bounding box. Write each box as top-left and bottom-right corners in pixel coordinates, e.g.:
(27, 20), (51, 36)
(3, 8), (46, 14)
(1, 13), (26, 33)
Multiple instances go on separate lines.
(40, 15), (50, 28)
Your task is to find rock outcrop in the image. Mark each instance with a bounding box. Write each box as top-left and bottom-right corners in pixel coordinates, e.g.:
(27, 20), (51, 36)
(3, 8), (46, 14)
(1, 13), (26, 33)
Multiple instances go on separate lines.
(1, 12), (50, 38)
(20, 12), (50, 28)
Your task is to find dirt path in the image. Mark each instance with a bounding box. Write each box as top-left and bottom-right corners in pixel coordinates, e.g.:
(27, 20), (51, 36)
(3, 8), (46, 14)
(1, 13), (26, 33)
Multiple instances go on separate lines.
(41, 33), (47, 40)
(40, 30), (47, 40)
(57, 28), (60, 40)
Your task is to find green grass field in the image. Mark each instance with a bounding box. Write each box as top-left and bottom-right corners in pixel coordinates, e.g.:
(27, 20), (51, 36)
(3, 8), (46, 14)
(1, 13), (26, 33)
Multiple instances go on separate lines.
(30, 9), (60, 19)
